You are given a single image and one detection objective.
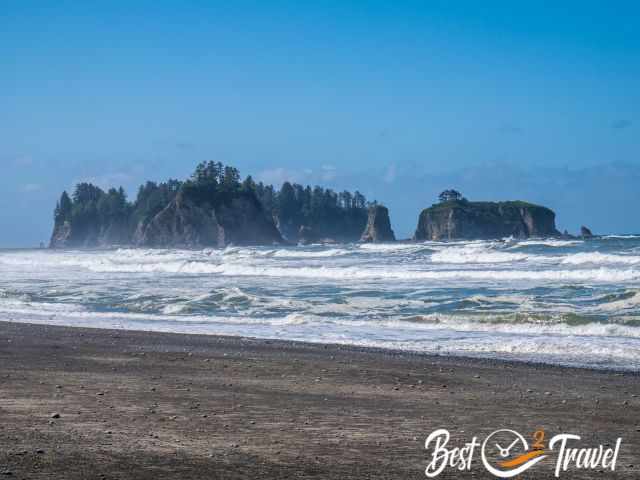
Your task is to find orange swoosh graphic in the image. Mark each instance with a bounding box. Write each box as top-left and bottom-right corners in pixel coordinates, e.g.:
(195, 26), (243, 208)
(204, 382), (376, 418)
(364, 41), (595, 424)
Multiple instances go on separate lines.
(499, 450), (546, 468)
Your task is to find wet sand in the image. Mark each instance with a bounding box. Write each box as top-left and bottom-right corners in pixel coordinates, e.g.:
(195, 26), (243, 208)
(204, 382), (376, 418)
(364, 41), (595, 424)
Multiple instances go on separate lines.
(0, 320), (638, 479)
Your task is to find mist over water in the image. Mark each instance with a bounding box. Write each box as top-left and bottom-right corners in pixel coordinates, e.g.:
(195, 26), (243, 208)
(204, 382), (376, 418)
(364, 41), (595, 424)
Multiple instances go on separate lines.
(2, 236), (640, 370)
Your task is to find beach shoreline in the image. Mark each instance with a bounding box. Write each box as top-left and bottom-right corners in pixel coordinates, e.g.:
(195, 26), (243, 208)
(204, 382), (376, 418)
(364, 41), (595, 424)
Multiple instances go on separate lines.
(0, 320), (639, 479)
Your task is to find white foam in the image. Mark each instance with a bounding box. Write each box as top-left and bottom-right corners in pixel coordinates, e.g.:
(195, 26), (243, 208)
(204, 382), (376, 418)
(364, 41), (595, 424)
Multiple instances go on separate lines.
(561, 252), (640, 266)
(272, 248), (349, 258)
(513, 239), (583, 247)
(358, 243), (427, 253)
(431, 244), (529, 264)
(207, 263), (640, 283)
(463, 294), (533, 305)
(596, 291), (640, 312)
(602, 235), (640, 239)
(3, 240), (640, 370)
(382, 313), (640, 338)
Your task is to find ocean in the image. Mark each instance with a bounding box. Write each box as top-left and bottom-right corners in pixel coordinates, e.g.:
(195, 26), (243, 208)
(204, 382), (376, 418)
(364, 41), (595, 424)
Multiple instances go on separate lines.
(2, 236), (640, 370)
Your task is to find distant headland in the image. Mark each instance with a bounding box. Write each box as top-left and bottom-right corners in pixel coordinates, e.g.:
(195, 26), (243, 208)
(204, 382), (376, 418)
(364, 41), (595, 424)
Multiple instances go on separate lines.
(49, 164), (588, 248)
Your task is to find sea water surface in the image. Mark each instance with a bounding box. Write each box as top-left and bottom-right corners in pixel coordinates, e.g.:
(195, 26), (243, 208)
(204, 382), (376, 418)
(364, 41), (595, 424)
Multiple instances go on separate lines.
(2, 237), (640, 370)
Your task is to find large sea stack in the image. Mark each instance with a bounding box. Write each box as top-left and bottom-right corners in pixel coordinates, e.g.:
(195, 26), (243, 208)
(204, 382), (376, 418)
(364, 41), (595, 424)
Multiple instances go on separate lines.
(360, 205), (395, 243)
(413, 199), (559, 241)
(580, 226), (594, 238)
(49, 161), (373, 248)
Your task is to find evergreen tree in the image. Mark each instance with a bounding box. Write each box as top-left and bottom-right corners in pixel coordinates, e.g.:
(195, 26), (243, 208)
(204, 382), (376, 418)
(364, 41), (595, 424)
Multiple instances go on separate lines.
(438, 189), (462, 203)
(54, 191), (73, 225)
(221, 166), (241, 191)
(242, 175), (256, 192)
(278, 182), (298, 223)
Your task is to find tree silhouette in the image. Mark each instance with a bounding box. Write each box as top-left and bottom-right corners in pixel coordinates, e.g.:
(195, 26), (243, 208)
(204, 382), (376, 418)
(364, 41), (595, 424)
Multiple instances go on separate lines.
(438, 189), (462, 203)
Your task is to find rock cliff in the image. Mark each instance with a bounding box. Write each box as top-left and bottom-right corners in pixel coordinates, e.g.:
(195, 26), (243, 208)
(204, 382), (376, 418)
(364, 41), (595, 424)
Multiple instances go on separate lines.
(580, 226), (594, 238)
(213, 194), (284, 246)
(50, 187), (283, 249)
(49, 218), (130, 248)
(49, 221), (74, 248)
(360, 205), (395, 243)
(133, 193), (222, 247)
(133, 192), (282, 248)
(413, 200), (559, 241)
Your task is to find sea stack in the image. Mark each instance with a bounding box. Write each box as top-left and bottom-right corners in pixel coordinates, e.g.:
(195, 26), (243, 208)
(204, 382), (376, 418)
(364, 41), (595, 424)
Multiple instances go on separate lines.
(360, 205), (395, 243)
(413, 199), (559, 241)
(580, 226), (594, 238)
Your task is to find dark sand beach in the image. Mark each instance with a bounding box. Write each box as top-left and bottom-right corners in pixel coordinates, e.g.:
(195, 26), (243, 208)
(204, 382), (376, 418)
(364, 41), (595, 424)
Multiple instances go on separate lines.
(0, 320), (638, 479)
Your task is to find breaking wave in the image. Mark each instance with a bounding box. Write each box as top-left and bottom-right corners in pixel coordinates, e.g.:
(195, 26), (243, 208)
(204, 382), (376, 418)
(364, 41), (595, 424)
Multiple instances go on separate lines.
(3, 235), (640, 370)
(561, 252), (640, 265)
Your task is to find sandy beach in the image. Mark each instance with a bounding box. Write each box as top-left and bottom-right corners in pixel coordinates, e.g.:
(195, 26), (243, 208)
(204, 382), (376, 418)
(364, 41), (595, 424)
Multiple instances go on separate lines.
(0, 320), (638, 479)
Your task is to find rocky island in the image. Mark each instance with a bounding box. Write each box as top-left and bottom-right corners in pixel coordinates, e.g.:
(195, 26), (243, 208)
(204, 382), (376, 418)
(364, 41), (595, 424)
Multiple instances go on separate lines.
(413, 190), (560, 241)
(50, 162), (374, 248)
(51, 173), (569, 248)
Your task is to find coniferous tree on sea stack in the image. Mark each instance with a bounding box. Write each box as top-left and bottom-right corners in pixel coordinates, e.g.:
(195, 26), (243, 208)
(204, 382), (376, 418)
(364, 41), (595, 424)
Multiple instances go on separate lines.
(438, 189), (463, 203)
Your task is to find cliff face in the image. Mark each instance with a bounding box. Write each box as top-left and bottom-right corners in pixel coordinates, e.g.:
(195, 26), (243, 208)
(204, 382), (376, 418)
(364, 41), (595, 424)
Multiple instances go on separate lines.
(214, 194), (283, 246)
(360, 205), (395, 243)
(50, 191), (283, 249)
(275, 215), (368, 244)
(133, 194), (222, 247)
(133, 193), (283, 248)
(49, 221), (74, 248)
(49, 219), (130, 248)
(580, 226), (594, 238)
(413, 200), (559, 241)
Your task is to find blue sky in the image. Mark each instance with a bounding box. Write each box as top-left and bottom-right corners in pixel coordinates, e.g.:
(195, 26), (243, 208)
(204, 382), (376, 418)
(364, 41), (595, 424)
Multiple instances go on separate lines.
(2, 1), (639, 246)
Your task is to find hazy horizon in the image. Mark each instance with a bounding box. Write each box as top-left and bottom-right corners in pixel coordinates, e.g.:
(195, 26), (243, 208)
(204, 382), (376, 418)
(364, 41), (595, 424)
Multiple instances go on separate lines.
(2, 1), (638, 247)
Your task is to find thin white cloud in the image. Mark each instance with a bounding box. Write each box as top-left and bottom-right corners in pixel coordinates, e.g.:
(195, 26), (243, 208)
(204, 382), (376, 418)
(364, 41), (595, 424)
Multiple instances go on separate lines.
(72, 172), (135, 191)
(384, 163), (397, 184)
(321, 164), (337, 181)
(21, 183), (42, 193)
(256, 167), (318, 186)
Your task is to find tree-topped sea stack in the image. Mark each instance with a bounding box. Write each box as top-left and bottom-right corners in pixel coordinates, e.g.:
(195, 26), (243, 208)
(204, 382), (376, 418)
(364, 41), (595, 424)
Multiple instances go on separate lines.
(50, 162), (374, 248)
(414, 191), (560, 241)
(50, 163), (283, 248)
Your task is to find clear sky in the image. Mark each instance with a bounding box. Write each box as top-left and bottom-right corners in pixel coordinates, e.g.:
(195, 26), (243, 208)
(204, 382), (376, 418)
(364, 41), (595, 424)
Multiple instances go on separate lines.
(2, 1), (639, 246)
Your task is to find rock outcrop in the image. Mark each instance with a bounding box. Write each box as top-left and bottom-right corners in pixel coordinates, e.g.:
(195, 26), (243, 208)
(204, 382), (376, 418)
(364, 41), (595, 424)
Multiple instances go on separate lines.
(134, 193), (222, 247)
(49, 162), (373, 249)
(49, 219), (130, 248)
(49, 221), (74, 248)
(413, 200), (560, 241)
(274, 213), (368, 244)
(360, 205), (395, 243)
(580, 226), (594, 238)
(214, 194), (283, 246)
(50, 190), (283, 249)
(134, 192), (282, 247)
